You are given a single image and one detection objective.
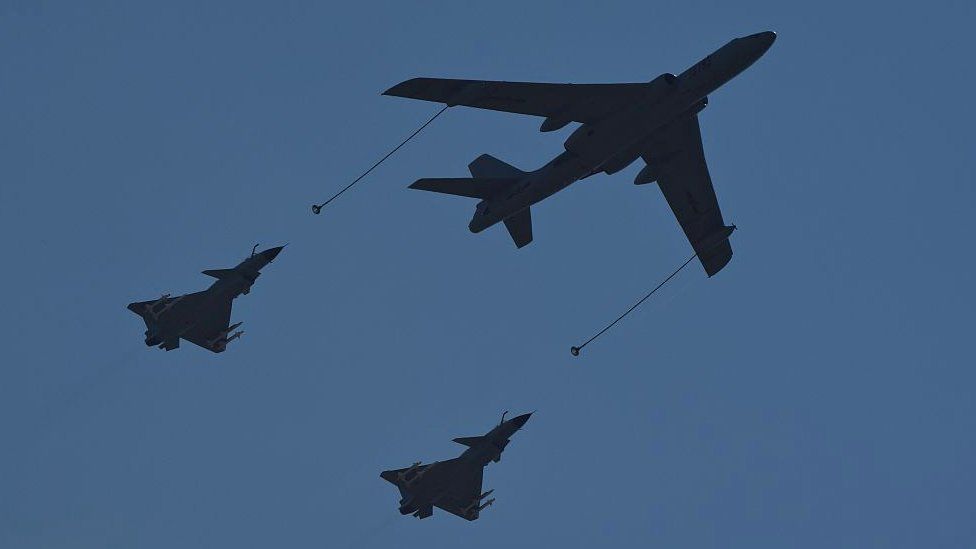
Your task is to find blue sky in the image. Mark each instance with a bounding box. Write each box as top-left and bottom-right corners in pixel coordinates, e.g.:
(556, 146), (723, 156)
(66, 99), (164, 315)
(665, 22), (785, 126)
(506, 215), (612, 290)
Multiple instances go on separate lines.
(2, 1), (974, 547)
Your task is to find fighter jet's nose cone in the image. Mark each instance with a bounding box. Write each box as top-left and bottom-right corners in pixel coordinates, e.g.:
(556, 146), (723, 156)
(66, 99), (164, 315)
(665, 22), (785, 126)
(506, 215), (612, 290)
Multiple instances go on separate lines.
(261, 246), (285, 262)
(753, 30), (776, 51)
(510, 412), (532, 429)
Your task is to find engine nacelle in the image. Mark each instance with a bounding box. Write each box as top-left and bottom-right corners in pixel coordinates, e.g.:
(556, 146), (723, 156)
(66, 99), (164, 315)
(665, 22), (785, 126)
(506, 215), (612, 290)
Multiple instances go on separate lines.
(540, 115), (571, 132)
(632, 97), (708, 185)
(602, 151), (641, 175)
(634, 162), (662, 185)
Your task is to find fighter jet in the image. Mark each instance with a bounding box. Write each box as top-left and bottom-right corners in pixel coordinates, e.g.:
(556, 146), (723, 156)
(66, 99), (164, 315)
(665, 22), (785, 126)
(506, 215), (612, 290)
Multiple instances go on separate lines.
(385, 31), (776, 276)
(127, 245), (284, 353)
(381, 411), (531, 521)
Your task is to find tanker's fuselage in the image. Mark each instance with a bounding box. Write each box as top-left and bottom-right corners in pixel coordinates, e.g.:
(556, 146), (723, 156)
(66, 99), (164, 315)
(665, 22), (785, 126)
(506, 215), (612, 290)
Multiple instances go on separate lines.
(468, 31), (776, 234)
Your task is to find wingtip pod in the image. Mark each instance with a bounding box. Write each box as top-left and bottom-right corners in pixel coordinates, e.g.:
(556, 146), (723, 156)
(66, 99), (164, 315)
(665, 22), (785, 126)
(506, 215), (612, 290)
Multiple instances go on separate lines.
(383, 78), (451, 101)
(381, 78), (419, 97)
(696, 224), (736, 277)
(382, 77), (486, 107)
(696, 224), (736, 252)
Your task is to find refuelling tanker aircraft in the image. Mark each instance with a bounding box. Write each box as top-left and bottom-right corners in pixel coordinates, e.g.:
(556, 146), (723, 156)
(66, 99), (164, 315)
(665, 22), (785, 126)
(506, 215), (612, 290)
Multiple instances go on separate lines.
(385, 31), (776, 276)
(127, 245), (284, 353)
(381, 411), (531, 521)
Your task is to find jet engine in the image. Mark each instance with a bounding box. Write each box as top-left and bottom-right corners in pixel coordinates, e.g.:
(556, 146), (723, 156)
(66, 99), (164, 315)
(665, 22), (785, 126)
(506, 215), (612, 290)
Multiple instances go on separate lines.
(144, 330), (162, 347)
(601, 150), (641, 175)
(398, 495), (418, 515)
(634, 161), (662, 185)
(540, 115), (572, 132)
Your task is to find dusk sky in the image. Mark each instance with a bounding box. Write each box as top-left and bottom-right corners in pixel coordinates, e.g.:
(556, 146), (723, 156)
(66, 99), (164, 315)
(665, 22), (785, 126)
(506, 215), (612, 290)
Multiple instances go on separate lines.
(2, 2), (974, 548)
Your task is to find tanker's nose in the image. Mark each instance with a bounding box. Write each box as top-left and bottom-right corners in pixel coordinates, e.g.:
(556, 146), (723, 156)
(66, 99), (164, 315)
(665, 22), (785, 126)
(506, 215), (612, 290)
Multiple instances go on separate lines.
(749, 30), (776, 53)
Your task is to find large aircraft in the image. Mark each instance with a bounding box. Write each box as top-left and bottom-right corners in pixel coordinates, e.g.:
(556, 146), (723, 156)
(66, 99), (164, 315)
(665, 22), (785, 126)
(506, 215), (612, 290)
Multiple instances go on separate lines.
(381, 411), (532, 521)
(385, 31), (776, 276)
(127, 245), (284, 353)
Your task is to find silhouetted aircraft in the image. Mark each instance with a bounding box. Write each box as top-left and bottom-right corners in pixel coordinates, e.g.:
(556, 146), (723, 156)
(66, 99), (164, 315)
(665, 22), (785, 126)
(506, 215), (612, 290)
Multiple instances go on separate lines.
(381, 411), (531, 521)
(385, 31), (776, 276)
(127, 245), (284, 353)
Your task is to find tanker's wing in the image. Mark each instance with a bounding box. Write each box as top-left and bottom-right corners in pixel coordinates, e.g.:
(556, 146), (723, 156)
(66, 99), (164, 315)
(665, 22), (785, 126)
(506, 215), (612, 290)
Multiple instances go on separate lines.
(641, 113), (735, 276)
(384, 78), (649, 125)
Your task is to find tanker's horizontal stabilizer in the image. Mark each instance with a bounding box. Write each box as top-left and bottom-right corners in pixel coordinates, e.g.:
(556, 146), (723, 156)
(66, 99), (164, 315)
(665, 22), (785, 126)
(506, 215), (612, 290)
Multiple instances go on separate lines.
(409, 178), (515, 199)
(503, 208), (533, 248)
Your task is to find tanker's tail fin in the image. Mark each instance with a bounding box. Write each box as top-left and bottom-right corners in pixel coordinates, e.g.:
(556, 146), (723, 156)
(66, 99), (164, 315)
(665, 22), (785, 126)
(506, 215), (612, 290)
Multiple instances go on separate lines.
(467, 154), (526, 178)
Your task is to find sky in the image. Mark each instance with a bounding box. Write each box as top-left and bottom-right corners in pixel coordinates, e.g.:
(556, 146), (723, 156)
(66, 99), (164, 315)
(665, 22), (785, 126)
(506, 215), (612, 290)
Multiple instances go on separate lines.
(1, 1), (974, 548)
